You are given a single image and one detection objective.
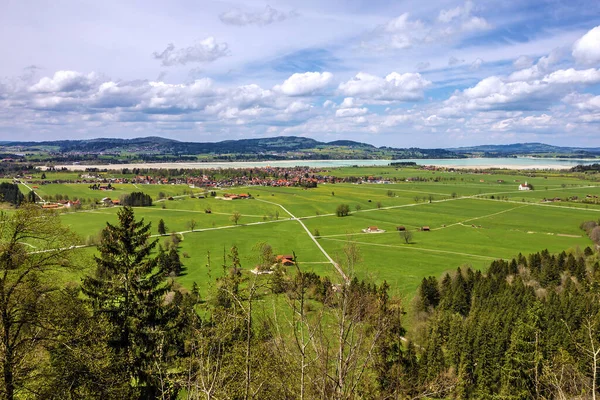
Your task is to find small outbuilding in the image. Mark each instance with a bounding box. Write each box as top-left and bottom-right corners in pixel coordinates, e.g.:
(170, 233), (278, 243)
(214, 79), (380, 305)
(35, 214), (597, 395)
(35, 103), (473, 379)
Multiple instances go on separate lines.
(396, 226), (406, 231)
(363, 226), (385, 233)
(422, 226), (430, 231)
(276, 255), (295, 266)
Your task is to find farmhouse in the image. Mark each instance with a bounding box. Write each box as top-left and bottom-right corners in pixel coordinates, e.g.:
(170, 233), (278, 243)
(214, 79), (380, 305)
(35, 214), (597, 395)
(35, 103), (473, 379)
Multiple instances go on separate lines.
(363, 226), (385, 233)
(518, 182), (531, 191)
(276, 255), (295, 266)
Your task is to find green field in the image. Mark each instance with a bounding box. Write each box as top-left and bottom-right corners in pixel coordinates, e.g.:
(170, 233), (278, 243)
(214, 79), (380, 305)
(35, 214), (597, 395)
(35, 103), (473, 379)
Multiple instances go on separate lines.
(16, 166), (600, 302)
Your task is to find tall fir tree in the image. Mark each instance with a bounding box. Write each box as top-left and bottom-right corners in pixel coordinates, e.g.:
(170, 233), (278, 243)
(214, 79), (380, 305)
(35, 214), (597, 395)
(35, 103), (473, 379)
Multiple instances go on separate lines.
(82, 206), (187, 399)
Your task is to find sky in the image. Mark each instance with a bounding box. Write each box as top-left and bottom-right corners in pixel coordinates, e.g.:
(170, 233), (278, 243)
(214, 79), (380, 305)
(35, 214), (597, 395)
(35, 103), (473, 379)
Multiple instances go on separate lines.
(1, 0), (600, 148)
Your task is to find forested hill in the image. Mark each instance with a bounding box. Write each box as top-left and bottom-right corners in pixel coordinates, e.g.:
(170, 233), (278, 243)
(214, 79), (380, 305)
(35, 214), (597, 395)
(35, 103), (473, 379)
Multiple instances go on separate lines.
(450, 142), (600, 157)
(0, 136), (460, 160)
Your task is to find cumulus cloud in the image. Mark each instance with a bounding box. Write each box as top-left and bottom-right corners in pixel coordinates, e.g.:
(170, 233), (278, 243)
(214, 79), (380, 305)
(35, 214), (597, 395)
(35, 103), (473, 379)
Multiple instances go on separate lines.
(29, 71), (101, 93)
(219, 5), (296, 26)
(380, 13), (428, 49)
(437, 1), (491, 35)
(572, 26), (600, 65)
(273, 72), (333, 96)
(513, 56), (534, 70)
(336, 107), (368, 118)
(153, 37), (229, 66)
(285, 101), (312, 114)
(444, 67), (600, 113)
(470, 58), (484, 70)
(338, 72), (431, 102)
(339, 97), (357, 108)
(365, 3), (490, 52)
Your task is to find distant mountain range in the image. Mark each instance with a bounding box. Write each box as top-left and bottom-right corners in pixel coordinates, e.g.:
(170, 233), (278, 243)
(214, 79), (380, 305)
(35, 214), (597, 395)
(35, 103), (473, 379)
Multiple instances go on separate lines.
(0, 136), (459, 161)
(449, 142), (600, 156)
(1, 137), (599, 162)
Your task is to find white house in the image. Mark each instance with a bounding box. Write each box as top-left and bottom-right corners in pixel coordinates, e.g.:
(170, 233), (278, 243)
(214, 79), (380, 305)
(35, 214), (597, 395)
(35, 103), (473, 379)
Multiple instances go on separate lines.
(518, 182), (531, 191)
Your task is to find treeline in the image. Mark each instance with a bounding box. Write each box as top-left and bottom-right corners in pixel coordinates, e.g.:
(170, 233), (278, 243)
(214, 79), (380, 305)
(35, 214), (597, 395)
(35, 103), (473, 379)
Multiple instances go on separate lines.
(413, 247), (600, 399)
(0, 182), (24, 205)
(572, 164), (600, 172)
(120, 191), (152, 206)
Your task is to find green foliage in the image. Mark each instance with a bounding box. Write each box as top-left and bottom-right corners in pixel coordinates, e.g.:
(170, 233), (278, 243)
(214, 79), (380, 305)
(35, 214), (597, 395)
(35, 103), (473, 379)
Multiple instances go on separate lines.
(157, 218), (167, 235)
(336, 203), (350, 217)
(81, 207), (193, 398)
(0, 182), (24, 206)
(120, 191), (152, 207)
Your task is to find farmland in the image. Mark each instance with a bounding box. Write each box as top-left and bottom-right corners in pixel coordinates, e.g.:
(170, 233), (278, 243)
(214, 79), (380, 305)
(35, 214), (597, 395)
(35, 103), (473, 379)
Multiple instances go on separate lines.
(14, 165), (600, 301)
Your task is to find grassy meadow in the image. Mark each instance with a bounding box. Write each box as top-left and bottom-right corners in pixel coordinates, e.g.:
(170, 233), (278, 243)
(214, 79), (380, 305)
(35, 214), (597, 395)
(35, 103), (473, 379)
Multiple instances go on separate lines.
(16, 166), (600, 302)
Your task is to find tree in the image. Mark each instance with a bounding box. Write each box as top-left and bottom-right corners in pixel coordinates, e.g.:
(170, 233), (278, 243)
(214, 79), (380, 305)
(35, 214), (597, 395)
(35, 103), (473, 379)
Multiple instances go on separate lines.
(0, 183), (24, 206)
(120, 191), (152, 207)
(41, 172), (46, 179)
(81, 207), (188, 398)
(188, 219), (197, 232)
(0, 206), (76, 400)
(26, 190), (36, 203)
(231, 211), (242, 225)
(400, 230), (413, 244)
(336, 204), (351, 217)
(355, 204), (362, 212)
(158, 218), (167, 235)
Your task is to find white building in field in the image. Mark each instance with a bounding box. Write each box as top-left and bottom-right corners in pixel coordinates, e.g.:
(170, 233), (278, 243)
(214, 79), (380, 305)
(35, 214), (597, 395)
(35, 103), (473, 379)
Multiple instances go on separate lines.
(518, 181), (531, 191)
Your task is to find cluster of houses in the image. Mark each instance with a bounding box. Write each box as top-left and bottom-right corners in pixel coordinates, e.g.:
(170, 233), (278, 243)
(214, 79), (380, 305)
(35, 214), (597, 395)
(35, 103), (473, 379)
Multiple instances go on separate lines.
(41, 199), (82, 209)
(221, 193), (251, 200)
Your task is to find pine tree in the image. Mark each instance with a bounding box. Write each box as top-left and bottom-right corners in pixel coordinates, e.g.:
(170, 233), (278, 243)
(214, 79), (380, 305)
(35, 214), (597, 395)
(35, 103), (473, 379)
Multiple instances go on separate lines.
(158, 218), (167, 235)
(81, 207), (185, 399)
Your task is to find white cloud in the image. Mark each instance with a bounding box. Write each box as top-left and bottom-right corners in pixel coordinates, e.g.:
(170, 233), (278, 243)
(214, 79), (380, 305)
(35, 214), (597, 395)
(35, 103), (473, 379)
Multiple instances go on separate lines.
(336, 107), (368, 118)
(219, 5), (296, 27)
(285, 101), (312, 114)
(29, 71), (101, 93)
(153, 37), (229, 66)
(513, 56), (534, 69)
(339, 97), (356, 108)
(470, 58), (484, 70)
(572, 26), (600, 65)
(273, 71), (333, 96)
(445, 68), (600, 113)
(338, 72), (431, 101)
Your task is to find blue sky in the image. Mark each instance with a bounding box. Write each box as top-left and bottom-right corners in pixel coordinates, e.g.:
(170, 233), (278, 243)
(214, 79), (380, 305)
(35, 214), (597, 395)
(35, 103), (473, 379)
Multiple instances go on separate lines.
(1, 0), (600, 147)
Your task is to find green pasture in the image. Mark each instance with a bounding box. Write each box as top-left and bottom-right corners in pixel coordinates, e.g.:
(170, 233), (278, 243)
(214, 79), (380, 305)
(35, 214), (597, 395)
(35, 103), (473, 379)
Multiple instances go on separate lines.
(14, 166), (600, 302)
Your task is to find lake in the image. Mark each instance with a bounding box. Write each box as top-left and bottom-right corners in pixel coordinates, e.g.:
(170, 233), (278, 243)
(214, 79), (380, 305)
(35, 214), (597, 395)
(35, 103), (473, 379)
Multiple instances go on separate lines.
(57, 157), (599, 171)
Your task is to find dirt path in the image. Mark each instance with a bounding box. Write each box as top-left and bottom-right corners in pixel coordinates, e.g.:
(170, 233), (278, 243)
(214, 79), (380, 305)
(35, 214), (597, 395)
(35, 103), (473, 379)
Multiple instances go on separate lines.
(255, 198), (347, 281)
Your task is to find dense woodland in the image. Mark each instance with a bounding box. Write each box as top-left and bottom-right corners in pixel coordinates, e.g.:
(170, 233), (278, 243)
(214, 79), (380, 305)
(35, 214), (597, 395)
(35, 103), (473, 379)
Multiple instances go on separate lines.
(0, 205), (599, 399)
(0, 183), (24, 206)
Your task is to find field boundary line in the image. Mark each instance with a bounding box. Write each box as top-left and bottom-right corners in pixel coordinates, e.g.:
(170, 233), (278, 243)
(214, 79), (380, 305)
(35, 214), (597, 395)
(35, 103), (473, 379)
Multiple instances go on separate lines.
(255, 198), (347, 281)
(432, 204), (530, 231)
(473, 197), (600, 212)
(319, 237), (499, 260)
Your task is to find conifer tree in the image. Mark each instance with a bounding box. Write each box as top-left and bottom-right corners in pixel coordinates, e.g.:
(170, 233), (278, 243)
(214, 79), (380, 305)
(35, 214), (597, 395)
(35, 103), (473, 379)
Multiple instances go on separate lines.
(81, 206), (185, 399)
(158, 218), (167, 235)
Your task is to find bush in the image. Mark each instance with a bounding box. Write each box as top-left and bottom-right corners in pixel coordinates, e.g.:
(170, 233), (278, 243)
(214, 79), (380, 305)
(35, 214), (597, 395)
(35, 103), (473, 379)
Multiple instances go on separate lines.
(336, 204), (350, 217)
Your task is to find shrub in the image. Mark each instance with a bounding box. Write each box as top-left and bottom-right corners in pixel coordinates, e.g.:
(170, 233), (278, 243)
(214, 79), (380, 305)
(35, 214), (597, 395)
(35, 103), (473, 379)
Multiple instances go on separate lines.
(336, 204), (350, 217)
